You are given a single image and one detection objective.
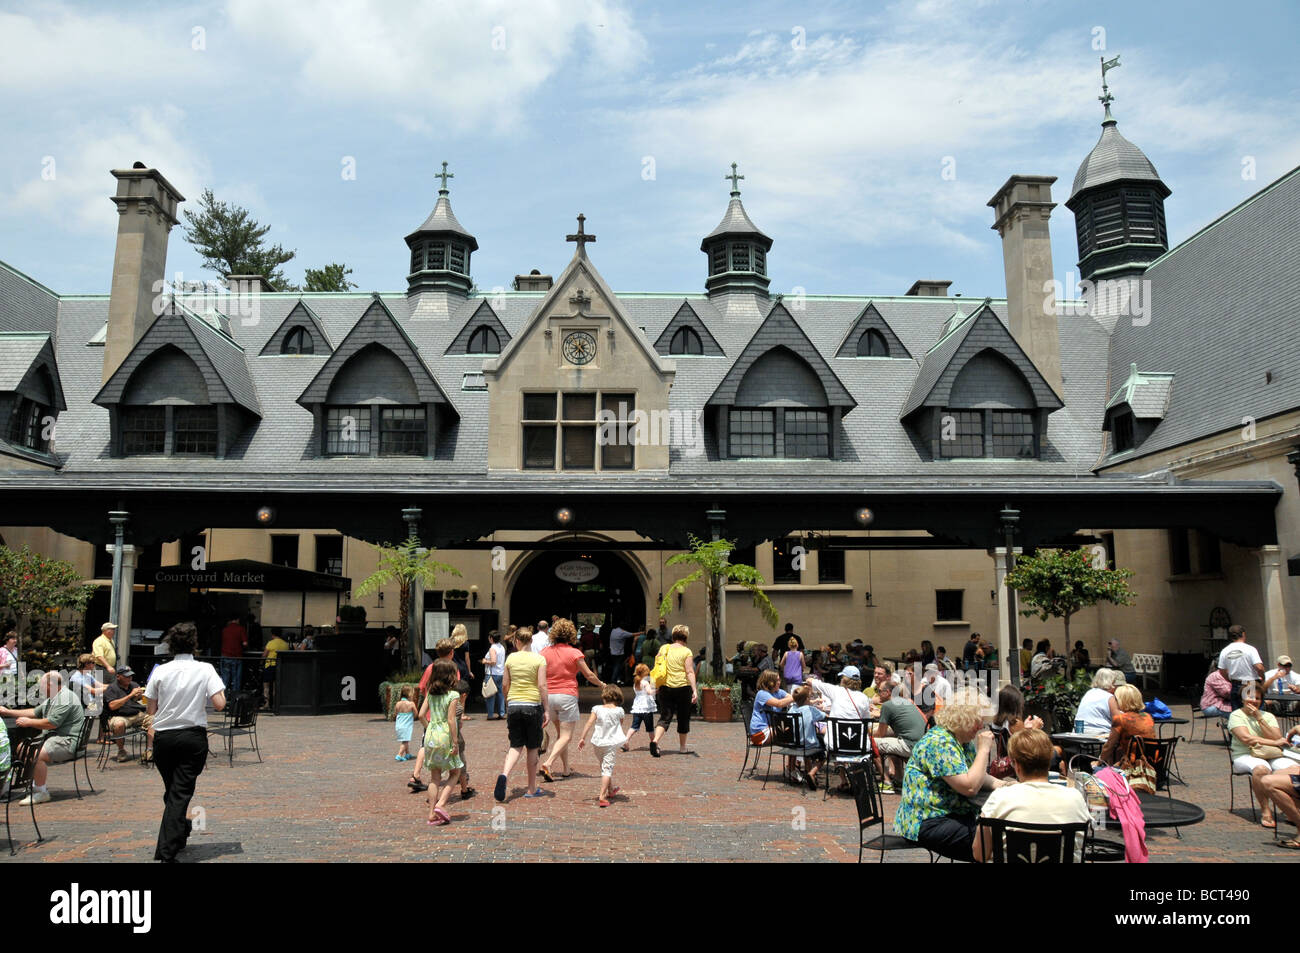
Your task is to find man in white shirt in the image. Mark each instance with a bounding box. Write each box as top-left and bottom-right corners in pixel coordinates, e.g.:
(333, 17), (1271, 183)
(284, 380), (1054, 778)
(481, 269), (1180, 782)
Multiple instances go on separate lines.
(145, 621), (226, 863)
(974, 728), (1091, 862)
(1217, 625), (1265, 709)
(530, 620), (550, 654)
(1265, 655), (1300, 712)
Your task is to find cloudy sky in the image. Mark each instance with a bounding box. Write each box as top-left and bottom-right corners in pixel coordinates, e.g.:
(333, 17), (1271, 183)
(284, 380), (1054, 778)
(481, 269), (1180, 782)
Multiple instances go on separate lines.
(2, 0), (1297, 300)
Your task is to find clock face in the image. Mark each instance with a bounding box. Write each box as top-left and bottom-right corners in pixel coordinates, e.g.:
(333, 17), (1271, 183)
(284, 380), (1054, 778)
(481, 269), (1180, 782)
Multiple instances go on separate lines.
(562, 330), (597, 365)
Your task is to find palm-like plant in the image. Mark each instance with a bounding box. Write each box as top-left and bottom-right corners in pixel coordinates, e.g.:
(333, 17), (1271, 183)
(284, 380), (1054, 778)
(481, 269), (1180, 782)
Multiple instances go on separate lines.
(353, 533), (460, 667)
(659, 534), (777, 679)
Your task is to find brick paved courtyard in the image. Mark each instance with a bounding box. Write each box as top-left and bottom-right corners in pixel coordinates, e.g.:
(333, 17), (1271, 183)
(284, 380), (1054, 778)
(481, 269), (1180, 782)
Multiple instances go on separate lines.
(3, 695), (1295, 863)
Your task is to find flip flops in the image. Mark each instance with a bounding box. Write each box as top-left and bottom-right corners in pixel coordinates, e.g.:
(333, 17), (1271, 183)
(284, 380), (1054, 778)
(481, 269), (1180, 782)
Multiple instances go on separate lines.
(433, 808), (451, 825)
(539, 765), (555, 783)
(494, 774), (508, 802)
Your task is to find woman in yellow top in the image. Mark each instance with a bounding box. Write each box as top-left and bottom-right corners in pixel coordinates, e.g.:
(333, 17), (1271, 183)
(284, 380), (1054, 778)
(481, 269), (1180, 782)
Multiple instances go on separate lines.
(650, 625), (698, 757)
(494, 627), (550, 802)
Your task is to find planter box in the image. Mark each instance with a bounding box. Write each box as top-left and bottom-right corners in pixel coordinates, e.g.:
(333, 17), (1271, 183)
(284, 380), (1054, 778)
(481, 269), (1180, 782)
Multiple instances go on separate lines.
(699, 686), (733, 722)
(444, 598), (468, 611)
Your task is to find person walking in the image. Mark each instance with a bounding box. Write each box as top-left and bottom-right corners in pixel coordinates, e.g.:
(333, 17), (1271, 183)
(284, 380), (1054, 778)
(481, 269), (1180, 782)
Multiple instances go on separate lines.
(481, 630), (507, 720)
(649, 625), (698, 757)
(494, 628), (550, 802)
(540, 618), (604, 782)
(144, 622), (226, 863)
(577, 684), (628, 807)
(418, 660), (465, 826)
(778, 636), (807, 690)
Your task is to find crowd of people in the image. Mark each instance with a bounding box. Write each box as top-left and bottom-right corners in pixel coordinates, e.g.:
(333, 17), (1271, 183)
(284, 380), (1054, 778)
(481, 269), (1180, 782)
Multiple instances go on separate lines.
(397, 617), (700, 822)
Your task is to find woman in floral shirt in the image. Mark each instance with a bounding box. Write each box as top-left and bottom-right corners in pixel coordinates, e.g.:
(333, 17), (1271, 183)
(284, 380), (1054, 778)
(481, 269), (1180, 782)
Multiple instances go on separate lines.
(893, 688), (1007, 861)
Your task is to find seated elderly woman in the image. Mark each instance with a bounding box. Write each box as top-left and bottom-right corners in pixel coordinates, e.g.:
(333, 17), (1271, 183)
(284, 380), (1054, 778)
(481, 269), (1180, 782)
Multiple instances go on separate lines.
(893, 688), (1011, 861)
(806, 665), (872, 721)
(1072, 668), (1124, 734)
(973, 728), (1092, 862)
(1200, 665), (1234, 718)
(1228, 679), (1296, 830)
(1098, 684), (1157, 793)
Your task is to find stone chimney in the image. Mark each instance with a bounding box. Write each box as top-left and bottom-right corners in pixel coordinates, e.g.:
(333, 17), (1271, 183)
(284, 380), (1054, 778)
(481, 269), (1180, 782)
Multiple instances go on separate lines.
(225, 274), (277, 293)
(905, 279), (953, 297)
(513, 269), (553, 292)
(104, 163), (184, 382)
(987, 175), (1062, 395)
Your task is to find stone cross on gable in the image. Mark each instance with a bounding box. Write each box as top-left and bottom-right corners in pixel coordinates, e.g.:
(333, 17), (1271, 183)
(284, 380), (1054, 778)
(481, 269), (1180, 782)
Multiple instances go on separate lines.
(566, 213), (595, 254)
(569, 288), (592, 313)
(436, 161), (454, 193)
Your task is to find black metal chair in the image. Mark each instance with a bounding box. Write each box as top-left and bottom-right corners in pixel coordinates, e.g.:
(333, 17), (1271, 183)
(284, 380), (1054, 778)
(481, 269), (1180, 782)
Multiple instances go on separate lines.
(822, 717), (870, 799)
(977, 817), (1092, 864)
(96, 711), (148, 771)
(1221, 723), (1258, 822)
(847, 765), (935, 863)
(1186, 682), (1227, 743)
(55, 716), (97, 799)
(1133, 734), (1181, 836)
(5, 737), (45, 855)
(766, 711), (822, 789)
(207, 693), (262, 766)
(738, 703), (771, 781)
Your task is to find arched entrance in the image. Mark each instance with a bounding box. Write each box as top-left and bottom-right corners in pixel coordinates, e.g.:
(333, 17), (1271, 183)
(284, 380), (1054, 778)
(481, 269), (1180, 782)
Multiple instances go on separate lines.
(508, 549), (647, 633)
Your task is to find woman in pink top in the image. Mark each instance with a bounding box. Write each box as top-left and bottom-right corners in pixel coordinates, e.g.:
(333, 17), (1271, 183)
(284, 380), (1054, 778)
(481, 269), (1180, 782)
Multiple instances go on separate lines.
(540, 618), (604, 781)
(1200, 666), (1234, 717)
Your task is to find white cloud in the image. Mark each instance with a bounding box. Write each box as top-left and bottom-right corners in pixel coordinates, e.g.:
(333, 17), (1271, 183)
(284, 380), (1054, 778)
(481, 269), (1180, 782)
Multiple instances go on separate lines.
(3, 106), (210, 235)
(222, 0), (647, 133)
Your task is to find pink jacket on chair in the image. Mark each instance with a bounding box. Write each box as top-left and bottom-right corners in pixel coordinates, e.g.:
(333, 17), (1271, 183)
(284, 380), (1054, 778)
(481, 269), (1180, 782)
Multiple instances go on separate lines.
(1096, 765), (1148, 863)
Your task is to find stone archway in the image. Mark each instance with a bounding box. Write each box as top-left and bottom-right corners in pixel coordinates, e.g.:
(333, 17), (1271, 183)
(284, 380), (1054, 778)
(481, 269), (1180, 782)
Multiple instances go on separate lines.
(506, 539), (650, 633)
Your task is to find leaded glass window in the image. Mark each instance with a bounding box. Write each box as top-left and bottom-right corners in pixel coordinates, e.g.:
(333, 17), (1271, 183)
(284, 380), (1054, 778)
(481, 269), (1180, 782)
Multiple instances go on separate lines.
(380, 407), (426, 456)
(784, 409), (830, 458)
(728, 409), (775, 457)
(990, 410), (1036, 458)
(326, 406), (371, 455)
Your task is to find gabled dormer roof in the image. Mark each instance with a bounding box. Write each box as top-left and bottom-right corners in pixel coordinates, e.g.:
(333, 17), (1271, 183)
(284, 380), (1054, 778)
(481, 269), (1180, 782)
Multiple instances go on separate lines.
(259, 300), (333, 356)
(900, 300), (1063, 419)
(1105, 363), (1173, 421)
(297, 296), (455, 411)
(482, 240), (674, 381)
(445, 300), (510, 355)
(94, 301), (261, 417)
(706, 303), (856, 408)
(653, 301), (724, 356)
(834, 302), (913, 359)
(0, 333), (66, 411)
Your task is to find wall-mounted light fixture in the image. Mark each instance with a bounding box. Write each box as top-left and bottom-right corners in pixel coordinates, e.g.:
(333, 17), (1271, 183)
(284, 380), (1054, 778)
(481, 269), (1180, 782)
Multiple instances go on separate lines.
(256, 505), (276, 526)
(854, 507), (874, 527)
(470, 584), (479, 608)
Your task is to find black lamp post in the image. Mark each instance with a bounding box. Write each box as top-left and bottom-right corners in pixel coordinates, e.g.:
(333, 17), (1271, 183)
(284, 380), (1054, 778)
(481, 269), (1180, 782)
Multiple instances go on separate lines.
(1000, 505), (1021, 687)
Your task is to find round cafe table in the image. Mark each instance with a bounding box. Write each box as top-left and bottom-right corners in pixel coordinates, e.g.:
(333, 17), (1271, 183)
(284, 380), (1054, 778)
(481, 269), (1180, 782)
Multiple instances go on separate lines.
(1152, 716), (1188, 738)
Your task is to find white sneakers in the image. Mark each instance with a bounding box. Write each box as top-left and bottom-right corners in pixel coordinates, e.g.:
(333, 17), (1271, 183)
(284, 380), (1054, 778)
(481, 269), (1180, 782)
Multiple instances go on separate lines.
(18, 790), (51, 806)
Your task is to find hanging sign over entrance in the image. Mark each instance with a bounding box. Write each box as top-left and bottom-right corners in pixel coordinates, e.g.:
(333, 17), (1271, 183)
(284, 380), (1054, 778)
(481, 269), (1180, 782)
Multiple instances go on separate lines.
(555, 560), (600, 584)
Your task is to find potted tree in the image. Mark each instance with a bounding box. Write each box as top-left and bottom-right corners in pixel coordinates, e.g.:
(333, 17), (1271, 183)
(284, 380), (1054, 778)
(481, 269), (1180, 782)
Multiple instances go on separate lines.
(695, 675), (740, 722)
(659, 534), (777, 694)
(444, 589), (470, 611)
(1005, 547), (1137, 657)
(0, 544), (95, 672)
(353, 532), (461, 669)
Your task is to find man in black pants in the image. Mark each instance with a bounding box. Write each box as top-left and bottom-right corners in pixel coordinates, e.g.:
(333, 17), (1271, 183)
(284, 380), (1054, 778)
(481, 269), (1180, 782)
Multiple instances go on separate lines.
(145, 622), (226, 862)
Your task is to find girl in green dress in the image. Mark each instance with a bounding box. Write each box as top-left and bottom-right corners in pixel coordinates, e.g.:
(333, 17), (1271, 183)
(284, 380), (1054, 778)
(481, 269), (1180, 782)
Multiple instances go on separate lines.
(418, 660), (465, 826)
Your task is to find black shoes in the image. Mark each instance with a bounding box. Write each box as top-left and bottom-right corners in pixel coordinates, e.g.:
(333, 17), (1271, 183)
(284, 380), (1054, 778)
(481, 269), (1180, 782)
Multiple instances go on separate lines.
(649, 741), (660, 758)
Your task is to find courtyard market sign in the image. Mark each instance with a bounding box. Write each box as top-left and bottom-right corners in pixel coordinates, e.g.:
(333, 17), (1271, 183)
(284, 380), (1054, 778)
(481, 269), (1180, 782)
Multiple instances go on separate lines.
(555, 560), (600, 584)
(143, 559), (350, 592)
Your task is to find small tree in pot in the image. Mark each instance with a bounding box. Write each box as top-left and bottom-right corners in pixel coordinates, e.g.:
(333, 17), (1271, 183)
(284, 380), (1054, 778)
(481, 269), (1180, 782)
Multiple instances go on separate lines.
(1005, 547), (1136, 652)
(659, 534), (777, 680)
(353, 533), (460, 669)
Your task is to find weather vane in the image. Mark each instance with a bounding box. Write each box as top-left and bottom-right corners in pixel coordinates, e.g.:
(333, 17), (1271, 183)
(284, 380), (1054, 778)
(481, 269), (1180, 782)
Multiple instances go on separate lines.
(1099, 54), (1121, 120)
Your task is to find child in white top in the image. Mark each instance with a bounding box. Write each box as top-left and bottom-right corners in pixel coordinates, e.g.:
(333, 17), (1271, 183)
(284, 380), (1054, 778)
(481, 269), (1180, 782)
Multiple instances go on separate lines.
(578, 684), (628, 807)
(623, 663), (656, 752)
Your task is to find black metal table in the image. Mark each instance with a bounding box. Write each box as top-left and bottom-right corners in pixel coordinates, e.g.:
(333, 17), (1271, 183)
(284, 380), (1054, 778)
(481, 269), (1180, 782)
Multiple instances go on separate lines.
(1152, 716), (1188, 738)
(1087, 791), (1204, 860)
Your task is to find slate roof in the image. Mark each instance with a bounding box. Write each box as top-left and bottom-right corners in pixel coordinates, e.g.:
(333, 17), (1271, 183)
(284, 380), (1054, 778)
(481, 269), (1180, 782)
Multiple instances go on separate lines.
(653, 301), (725, 357)
(259, 300), (333, 356)
(1070, 117), (1169, 200)
(407, 194), (478, 248)
(702, 197), (771, 246)
(0, 333), (66, 411)
(1102, 164), (1300, 464)
(444, 301), (510, 355)
(0, 261), (59, 336)
(1104, 363), (1173, 419)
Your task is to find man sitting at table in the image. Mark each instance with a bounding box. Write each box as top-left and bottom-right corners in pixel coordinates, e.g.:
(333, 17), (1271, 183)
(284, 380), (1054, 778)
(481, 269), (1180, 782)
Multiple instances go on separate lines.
(873, 682), (928, 792)
(104, 667), (153, 763)
(1264, 656), (1300, 713)
(973, 728), (1092, 862)
(0, 671), (85, 804)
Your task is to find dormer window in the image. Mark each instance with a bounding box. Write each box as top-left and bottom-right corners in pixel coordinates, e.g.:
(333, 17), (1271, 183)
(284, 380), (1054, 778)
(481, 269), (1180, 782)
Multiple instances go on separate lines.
(6, 397), (51, 453)
(121, 407), (166, 455)
(174, 406), (219, 454)
(857, 329), (889, 357)
(467, 326), (501, 355)
(1113, 410), (1135, 451)
(669, 326), (703, 355)
(281, 326), (314, 355)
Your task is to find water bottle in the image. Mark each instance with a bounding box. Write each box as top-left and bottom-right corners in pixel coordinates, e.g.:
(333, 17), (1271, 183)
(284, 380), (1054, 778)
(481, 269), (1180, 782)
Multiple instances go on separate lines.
(1074, 718), (1084, 734)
